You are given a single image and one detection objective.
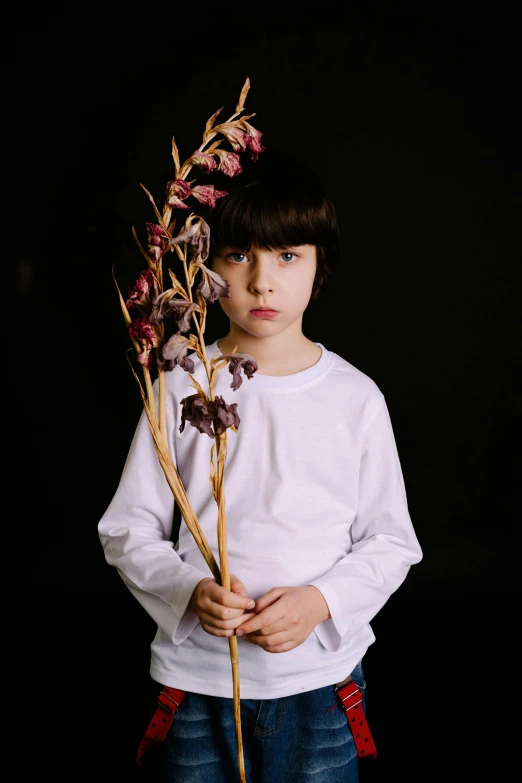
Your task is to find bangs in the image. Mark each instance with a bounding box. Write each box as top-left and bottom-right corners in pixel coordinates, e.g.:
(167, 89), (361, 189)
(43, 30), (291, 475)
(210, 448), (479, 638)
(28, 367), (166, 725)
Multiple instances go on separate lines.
(209, 187), (332, 254)
(207, 151), (337, 255)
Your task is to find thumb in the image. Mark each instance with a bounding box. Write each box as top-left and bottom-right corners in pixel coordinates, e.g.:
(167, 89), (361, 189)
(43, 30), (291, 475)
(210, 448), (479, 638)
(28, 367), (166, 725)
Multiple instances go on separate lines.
(229, 573), (248, 596)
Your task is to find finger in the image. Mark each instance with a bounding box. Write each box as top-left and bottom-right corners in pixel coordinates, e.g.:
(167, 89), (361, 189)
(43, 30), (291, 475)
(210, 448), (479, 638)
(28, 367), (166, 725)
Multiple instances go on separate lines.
(219, 585), (256, 610)
(236, 617), (286, 639)
(199, 609), (253, 630)
(204, 601), (253, 622)
(253, 587), (287, 613)
(236, 604), (284, 636)
(229, 573), (248, 597)
(244, 630), (293, 650)
(201, 622), (236, 638)
(205, 585), (255, 614)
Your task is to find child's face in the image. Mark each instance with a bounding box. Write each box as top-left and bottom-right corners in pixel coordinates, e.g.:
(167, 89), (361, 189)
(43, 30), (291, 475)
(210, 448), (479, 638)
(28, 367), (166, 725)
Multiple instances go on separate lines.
(210, 244), (317, 340)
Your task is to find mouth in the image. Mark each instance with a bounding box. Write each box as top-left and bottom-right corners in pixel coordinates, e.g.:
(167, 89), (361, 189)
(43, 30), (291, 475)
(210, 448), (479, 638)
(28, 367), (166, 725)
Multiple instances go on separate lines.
(250, 307), (279, 318)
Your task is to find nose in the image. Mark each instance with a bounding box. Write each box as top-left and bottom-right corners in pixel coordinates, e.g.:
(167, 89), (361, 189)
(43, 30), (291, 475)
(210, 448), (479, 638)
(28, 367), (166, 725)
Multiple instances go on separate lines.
(248, 260), (274, 296)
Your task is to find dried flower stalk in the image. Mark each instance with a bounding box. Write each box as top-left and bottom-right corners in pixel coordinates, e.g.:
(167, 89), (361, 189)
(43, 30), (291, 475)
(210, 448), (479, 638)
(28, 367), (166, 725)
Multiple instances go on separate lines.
(113, 77), (265, 783)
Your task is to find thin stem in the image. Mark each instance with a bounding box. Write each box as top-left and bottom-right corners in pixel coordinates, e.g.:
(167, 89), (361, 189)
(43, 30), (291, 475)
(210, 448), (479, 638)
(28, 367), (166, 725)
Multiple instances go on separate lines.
(215, 432), (245, 783)
(229, 635), (246, 783)
(216, 434), (229, 586)
(181, 253), (213, 388)
(158, 370), (167, 436)
(143, 367), (156, 417)
(151, 258), (166, 434)
(179, 110), (242, 181)
(182, 253), (191, 300)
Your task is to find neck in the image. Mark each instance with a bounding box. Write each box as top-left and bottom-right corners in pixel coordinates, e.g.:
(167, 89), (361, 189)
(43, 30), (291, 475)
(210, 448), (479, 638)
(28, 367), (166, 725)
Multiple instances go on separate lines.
(217, 321), (318, 375)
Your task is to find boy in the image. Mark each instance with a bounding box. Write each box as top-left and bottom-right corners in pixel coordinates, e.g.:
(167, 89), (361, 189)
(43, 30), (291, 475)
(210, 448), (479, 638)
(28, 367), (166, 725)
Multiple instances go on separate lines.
(98, 150), (423, 782)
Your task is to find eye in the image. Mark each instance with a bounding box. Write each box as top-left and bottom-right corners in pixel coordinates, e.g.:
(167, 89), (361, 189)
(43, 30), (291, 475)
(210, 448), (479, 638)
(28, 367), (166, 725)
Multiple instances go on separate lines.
(280, 252), (297, 263)
(227, 252), (249, 263)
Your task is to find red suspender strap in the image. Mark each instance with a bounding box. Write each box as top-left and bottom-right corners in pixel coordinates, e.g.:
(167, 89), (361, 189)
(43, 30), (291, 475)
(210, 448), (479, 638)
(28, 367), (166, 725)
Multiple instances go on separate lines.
(137, 681), (375, 766)
(137, 686), (185, 768)
(336, 680), (377, 760)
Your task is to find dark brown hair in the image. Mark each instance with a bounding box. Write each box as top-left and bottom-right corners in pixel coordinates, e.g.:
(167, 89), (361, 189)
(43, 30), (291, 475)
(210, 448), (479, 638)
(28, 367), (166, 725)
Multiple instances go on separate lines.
(204, 149), (340, 300)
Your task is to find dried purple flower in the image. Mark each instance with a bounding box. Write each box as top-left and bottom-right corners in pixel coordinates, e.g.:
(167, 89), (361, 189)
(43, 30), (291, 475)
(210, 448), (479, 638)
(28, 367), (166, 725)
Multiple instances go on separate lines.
(128, 317), (159, 369)
(170, 301), (199, 333)
(146, 223), (169, 263)
(179, 393), (214, 438)
(149, 291), (172, 324)
(191, 184), (228, 208)
(213, 395), (240, 435)
(166, 178), (192, 209)
(179, 393), (240, 438)
(217, 151), (243, 178)
(126, 269), (155, 311)
(197, 265), (231, 303)
(168, 219), (210, 261)
(221, 126), (248, 151)
(243, 122), (266, 162)
(160, 333), (195, 373)
(220, 353), (258, 391)
(190, 151), (217, 173)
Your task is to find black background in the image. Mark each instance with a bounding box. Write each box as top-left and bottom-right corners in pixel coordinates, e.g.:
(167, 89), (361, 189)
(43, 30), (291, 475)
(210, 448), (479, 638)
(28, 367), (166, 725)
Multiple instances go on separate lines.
(10, 1), (519, 780)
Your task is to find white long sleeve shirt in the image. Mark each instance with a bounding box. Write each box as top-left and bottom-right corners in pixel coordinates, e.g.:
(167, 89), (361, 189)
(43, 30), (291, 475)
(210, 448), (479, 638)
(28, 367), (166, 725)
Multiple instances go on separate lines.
(98, 339), (422, 699)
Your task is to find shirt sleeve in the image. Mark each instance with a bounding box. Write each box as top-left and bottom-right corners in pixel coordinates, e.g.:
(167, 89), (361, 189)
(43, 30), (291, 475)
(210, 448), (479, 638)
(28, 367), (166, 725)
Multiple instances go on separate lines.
(309, 397), (423, 652)
(97, 394), (210, 645)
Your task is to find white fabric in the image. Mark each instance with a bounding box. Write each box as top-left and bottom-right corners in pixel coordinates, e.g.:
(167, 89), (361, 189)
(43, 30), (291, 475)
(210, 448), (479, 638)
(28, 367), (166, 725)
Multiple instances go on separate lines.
(98, 340), (422, 698)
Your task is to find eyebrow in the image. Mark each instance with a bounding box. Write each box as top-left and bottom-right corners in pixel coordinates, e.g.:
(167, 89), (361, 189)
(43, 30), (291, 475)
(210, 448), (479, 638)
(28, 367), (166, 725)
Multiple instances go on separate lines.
(222, 245), (301, 254)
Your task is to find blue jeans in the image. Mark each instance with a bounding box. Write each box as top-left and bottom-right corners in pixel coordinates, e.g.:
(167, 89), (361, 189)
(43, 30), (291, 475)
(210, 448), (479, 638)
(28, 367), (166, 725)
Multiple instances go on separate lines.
(145, 662), (367, 782)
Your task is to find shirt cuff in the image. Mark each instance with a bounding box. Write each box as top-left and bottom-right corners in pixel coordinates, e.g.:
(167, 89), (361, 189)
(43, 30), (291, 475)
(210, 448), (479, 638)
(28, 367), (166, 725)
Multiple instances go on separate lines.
(172, 607), (200, 645)
(171, 567), (210, 645)
(308, 579), (347, 652)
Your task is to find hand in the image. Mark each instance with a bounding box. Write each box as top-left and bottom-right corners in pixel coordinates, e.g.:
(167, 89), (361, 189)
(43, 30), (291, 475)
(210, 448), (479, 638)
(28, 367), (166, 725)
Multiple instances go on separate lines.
(235, 585), (330, 653)
(189, 574), (256, 638)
